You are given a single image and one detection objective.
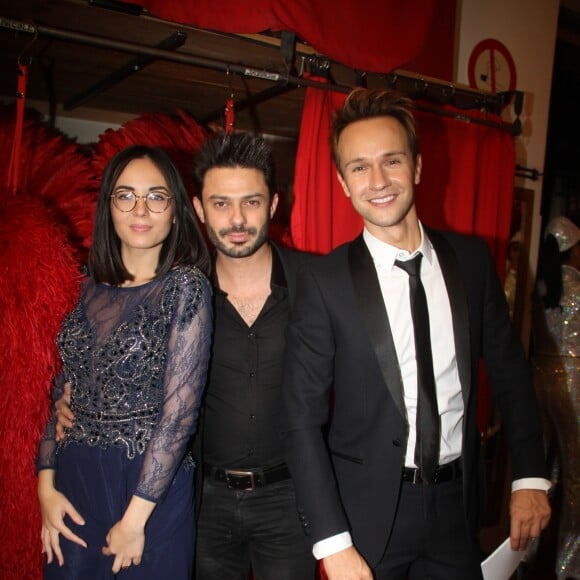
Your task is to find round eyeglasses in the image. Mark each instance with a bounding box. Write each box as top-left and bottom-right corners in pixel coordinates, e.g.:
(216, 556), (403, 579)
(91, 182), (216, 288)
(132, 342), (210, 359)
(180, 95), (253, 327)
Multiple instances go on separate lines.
(110, 191), (173, 213)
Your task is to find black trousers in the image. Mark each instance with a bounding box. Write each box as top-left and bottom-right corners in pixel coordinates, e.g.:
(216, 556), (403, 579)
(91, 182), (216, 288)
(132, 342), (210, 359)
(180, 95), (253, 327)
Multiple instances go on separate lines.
(195, 476), (316, 580)
(373, 478), (484, 580)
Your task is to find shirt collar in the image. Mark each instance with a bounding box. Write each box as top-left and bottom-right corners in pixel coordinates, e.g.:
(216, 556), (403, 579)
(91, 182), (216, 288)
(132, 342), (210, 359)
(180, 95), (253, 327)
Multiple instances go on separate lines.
(269, 243), (288, 290)
(211, 242), (288, 294)
(363, 222), (435, 270)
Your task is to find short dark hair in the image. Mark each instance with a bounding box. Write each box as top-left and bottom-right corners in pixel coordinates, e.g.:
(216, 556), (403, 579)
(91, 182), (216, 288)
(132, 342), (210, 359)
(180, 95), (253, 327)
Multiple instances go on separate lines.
(192, 132), (276, 198)
(89, 145), (210, 285)
(331, 88), (419, 174)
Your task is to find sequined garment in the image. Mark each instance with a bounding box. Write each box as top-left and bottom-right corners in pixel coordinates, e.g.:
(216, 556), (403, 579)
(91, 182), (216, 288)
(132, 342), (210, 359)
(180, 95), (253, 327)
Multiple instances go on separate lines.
(37, 266), (212, 502)
(533, 265), (580, 579)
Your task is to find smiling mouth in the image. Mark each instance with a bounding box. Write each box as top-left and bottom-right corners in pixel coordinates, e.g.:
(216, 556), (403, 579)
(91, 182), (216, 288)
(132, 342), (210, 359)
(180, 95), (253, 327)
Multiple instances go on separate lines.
(369, 194), (396, 204)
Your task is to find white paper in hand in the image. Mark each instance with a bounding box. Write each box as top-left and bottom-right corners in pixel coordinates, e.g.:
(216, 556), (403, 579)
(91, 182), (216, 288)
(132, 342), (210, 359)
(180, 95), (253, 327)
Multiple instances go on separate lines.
(481, 537), (537, 580)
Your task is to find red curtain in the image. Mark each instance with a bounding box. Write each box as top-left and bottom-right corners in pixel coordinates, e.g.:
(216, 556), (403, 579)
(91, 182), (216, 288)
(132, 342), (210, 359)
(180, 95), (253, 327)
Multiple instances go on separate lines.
(413, 106), (516, 266)
(271, 0), (436, 73)
(290, 81), (350, 254)
(138, 0), (444, 75)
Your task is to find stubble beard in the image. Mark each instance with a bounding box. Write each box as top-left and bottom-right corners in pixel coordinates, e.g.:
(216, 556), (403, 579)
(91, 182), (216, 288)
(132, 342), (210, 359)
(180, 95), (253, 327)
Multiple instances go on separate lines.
(206, 219), (270, 258)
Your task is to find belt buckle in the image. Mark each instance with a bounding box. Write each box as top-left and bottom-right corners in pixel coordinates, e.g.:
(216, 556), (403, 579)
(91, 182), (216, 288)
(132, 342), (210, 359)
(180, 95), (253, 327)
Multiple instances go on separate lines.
(225, 469), (257, 491)
(411, 468), (422, 484)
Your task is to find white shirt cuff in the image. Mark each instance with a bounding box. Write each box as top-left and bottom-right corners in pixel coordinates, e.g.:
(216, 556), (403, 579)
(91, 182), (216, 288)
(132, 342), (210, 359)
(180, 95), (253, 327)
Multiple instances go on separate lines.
(312, 532), (353, 560)
(511, 477), (551, 492)
(310, 480), (550, 559)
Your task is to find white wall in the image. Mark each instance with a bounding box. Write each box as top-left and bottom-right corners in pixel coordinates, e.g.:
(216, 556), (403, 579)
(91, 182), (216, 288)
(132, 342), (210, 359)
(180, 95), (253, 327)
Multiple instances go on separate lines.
(457, 0), (559, 174)
(18, 99), (129, 144)
(455, 0), (560, 349)
(55, 116), (122, 145)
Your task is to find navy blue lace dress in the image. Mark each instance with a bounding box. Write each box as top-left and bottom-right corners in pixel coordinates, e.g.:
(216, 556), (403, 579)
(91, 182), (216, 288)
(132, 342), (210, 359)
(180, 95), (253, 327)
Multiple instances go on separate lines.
(37, 266), (212, 579)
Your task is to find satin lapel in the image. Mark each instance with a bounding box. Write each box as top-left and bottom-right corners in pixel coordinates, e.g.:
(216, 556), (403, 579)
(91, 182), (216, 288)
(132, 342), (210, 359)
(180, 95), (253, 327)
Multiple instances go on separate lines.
(426, 229), (472, 404)
(348, 236), (406, 420)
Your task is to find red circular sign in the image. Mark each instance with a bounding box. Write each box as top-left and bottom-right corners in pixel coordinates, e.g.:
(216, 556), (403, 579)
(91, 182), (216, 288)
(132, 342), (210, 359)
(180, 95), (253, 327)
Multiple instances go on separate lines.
(468, 39), (517, 93)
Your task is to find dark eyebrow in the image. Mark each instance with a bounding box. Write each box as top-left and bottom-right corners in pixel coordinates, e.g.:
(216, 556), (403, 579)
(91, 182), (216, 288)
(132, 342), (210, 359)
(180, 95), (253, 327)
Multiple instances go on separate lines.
(113, 185), (170, 192)
(206, 192), (267, 201)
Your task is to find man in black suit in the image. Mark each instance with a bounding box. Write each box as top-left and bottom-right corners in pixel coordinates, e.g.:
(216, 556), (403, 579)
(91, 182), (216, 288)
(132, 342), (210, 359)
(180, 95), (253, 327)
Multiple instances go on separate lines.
(281, 88), (551, 579)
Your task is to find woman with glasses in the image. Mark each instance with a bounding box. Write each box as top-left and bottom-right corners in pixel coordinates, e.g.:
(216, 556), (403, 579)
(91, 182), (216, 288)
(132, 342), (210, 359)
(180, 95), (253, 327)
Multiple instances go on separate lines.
(36, 145), (212, 579)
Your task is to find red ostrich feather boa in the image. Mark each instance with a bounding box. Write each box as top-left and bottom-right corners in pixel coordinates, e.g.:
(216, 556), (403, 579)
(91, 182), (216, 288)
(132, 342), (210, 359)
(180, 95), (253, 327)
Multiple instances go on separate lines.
(0, 106), (209, 579)
(0, 195), (81, 580)
(91, 109), (210, 195)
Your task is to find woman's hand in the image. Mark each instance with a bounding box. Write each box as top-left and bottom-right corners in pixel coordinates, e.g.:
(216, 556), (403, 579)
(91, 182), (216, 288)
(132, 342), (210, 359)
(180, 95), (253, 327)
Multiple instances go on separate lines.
(102, 495), (155, 573)
(102, 518), (145, 573)
(38, 470), (86, 566)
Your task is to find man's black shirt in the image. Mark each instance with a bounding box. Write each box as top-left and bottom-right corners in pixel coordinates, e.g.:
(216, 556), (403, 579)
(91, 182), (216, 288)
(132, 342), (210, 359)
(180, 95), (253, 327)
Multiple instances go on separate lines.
(202, 244), (304, 469)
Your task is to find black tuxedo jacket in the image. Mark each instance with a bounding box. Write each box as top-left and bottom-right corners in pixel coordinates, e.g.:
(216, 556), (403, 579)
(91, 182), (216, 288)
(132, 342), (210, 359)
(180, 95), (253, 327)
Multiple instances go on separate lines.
(281, 228), (546, 566)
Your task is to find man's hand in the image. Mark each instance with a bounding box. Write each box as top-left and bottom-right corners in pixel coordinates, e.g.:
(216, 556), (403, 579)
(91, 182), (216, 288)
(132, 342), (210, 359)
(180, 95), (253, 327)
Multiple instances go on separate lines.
(55, 383), (73, 442)
(322, 546), (373, 580)
(509, 489), (551, 551)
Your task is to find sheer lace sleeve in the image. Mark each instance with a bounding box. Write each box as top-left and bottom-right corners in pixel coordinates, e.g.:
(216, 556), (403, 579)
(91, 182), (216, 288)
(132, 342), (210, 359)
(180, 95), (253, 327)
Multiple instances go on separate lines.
(135, 269), (212, 502)
(36, 372), (67, 472)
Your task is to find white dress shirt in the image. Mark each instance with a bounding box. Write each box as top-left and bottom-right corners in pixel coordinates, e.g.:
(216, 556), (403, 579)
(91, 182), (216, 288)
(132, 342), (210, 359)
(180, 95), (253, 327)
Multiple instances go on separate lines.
(365, 224), (464, 467)
(312, 225), (549, 560)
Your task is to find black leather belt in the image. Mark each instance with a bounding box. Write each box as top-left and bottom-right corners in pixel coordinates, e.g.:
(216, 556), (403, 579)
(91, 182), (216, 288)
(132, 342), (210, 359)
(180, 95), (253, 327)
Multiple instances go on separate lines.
(205, 463), (291, 491)
(402, 458), (462, 485)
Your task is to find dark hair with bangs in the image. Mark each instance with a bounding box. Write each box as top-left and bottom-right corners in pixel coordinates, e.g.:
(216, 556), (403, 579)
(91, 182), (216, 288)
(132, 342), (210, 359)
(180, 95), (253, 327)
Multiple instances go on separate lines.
(330, 88), (419, 175)
(89, 145), (210, 285)
(192, 131), (276, 199)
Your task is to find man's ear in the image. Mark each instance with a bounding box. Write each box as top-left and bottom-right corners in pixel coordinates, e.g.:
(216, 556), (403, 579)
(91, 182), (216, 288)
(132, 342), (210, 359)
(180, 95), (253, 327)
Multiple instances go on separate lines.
(414, 154), (422, 185)
(192, 197), (205, 223)
(336, 170), (351, 198)
(270, 193), (279, 219)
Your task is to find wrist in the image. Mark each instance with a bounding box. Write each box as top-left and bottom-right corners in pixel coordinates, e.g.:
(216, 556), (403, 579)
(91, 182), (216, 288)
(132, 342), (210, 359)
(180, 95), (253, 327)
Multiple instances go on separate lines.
(120, 511), (147, 530)
(121, 495), (156, 529)
(37, 469), (56, 499)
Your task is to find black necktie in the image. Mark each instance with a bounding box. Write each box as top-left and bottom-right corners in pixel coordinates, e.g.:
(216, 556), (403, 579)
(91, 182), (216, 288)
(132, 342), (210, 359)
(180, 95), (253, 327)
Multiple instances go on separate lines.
(395, 254), (440, 483)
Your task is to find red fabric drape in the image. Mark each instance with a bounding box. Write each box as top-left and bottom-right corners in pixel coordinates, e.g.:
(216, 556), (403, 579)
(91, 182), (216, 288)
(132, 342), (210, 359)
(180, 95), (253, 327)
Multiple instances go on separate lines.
(290, 81), (350, 254)
(138, 0), (440, 74)
(414, 106), (516, 264)
(271, 0), (436, 73)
